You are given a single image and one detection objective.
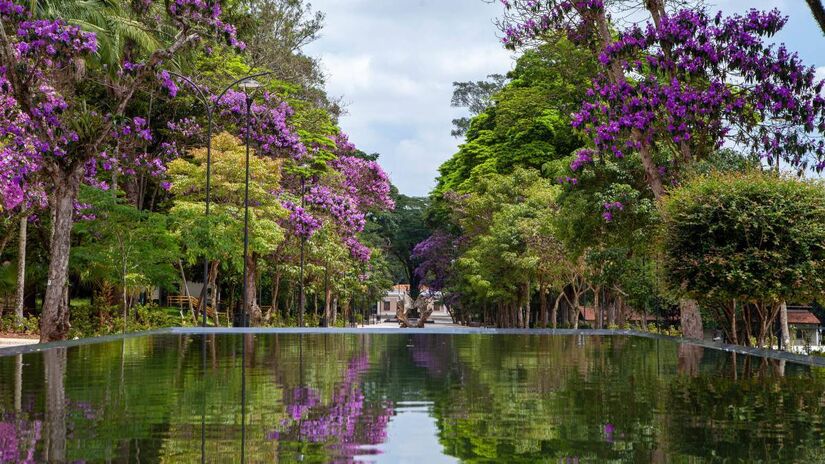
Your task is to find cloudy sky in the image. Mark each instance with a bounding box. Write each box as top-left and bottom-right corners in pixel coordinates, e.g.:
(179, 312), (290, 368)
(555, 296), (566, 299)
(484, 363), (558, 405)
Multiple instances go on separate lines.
(305, 0), (825, 197)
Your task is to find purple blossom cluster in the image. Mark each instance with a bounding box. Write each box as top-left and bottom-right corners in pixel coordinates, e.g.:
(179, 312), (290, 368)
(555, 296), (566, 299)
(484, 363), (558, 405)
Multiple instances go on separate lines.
(500, 3), (825, 179)
(83, 116), (170, 189)
(282, 200), (322, 239)
(412, 231), (458, 292)
(344, 236), (372, 262)
(158, 70), (179, 97)
(498, 0), (604, 48)
(601, 201), (623, 222)
(167, 117), (202, 139)
(331, 132), (356, 156)
(571, 8), (825, 172)
(216, 90), (306, 159)
(15, 19), (97, 66)
(330, 156), (395, 211)
(0, 2), (100, 209)
(570, 149), (595, 171)
(305, 185), (366, 234)
(0, 0), (24, 16)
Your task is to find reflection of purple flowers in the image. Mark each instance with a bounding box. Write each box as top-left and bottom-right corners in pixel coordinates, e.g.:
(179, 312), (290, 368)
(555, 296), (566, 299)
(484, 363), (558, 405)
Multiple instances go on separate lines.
(0, 415), (42, 464)
(287, 387), (320, 420)
(270, 354), (394, 458)
(604, 423), (615, 443)
(411, 336), (448, 377)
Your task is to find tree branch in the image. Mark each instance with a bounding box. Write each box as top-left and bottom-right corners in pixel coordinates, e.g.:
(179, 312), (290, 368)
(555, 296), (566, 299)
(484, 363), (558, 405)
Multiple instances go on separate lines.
(807, 0), (825, 36)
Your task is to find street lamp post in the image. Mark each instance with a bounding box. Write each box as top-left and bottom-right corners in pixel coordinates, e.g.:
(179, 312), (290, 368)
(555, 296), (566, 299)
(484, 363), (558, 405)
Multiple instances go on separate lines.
(238, 79), (262, 327)
(167, 71), (272, 327)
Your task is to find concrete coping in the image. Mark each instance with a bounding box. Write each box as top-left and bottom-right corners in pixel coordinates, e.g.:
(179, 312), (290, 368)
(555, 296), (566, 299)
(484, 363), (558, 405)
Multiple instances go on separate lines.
(0, 327), (823, 368)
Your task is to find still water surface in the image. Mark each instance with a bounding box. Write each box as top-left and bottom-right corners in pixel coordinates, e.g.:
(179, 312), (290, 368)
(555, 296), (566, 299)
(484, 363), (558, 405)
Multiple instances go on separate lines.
(1, 333), (824, 463)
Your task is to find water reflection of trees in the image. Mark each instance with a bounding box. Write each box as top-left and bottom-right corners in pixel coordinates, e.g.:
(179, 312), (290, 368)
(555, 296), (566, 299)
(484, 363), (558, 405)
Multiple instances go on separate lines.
(664, 354), (825, 462)
(1, 335), (824, 462)
(271, 353), (393, 461)
(403, 335), (825, 463)
(0, 334), (396, 462)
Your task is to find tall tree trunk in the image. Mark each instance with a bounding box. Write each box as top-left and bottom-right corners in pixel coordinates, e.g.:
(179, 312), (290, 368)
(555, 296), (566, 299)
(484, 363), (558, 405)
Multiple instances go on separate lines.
(551, 292), (563, 329)
(14, 214), (26, 321)
(267, 269), (281, 323)
(572, 291), (581, 329)
(607, 295), (616, 327)
(178, 259), (196, 322)
(679, 298), (703, 340)
(40, 167), (83, 342)
(561, 291), (569, 327)
(332, 296), (338, 325)
(779, 300), (790, 350)
(594, 286), (602, 329)
(524, 282), (531, 328)
(539, 282), (548, 328)
(323, 266), (332, 325)
(244, 254), (262, 326)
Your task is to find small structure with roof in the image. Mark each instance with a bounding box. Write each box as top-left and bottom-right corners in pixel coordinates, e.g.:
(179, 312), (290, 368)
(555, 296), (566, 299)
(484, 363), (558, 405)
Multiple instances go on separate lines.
(787, 306), (822, 347)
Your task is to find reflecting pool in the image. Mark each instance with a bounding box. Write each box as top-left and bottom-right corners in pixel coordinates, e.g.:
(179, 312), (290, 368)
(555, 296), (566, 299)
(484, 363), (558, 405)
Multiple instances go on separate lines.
(1, 332), (824, 463)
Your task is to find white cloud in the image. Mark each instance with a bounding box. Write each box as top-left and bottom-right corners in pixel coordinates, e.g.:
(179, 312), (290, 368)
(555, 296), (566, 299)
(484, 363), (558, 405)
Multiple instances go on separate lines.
(305, 0), (514, 196)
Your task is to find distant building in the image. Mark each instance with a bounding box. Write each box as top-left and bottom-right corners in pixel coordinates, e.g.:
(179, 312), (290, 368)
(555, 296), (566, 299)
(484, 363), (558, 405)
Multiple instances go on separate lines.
(376, 284), (448, 317)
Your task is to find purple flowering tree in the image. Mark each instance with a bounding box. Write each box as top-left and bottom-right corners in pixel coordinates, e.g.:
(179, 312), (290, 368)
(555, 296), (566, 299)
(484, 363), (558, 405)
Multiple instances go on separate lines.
(500, 1), (825, 198)
(499, 0), (825, 338)
(0, 0), (242, 341)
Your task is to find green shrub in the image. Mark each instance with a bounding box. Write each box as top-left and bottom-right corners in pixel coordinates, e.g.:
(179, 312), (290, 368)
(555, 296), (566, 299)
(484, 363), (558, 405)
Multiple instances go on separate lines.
(660, 172), (825, 304)
(0, 314), (39, 335)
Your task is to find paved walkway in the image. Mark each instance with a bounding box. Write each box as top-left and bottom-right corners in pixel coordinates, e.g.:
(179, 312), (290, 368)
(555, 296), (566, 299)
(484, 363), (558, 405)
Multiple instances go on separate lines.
(0, 337), (39, 348)
(358, 311), (463, 329)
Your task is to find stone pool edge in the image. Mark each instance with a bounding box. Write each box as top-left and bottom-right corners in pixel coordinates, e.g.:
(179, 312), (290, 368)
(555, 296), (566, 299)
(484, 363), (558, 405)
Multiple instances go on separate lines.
(1, 327), (823, 368)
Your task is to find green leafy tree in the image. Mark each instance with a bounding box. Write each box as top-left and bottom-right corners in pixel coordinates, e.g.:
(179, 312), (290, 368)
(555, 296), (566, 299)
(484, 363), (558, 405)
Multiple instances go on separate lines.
(167, 132), (286, 325)
(433, 36), (595, 200)
(370, 190), (431, 299)
(660, 172), (825, 346)
(72, 186), (178, 318)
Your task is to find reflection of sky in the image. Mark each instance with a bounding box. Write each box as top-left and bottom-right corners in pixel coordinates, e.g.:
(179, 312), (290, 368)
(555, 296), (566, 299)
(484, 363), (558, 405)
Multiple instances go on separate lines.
(356, 402), (459, 464)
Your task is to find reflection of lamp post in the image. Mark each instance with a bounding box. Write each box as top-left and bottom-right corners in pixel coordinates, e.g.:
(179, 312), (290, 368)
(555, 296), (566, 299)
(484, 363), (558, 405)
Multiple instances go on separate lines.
(297, 333), (304, 461)
(238, 79), (262, 328)
(167, 71), (273, 327)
